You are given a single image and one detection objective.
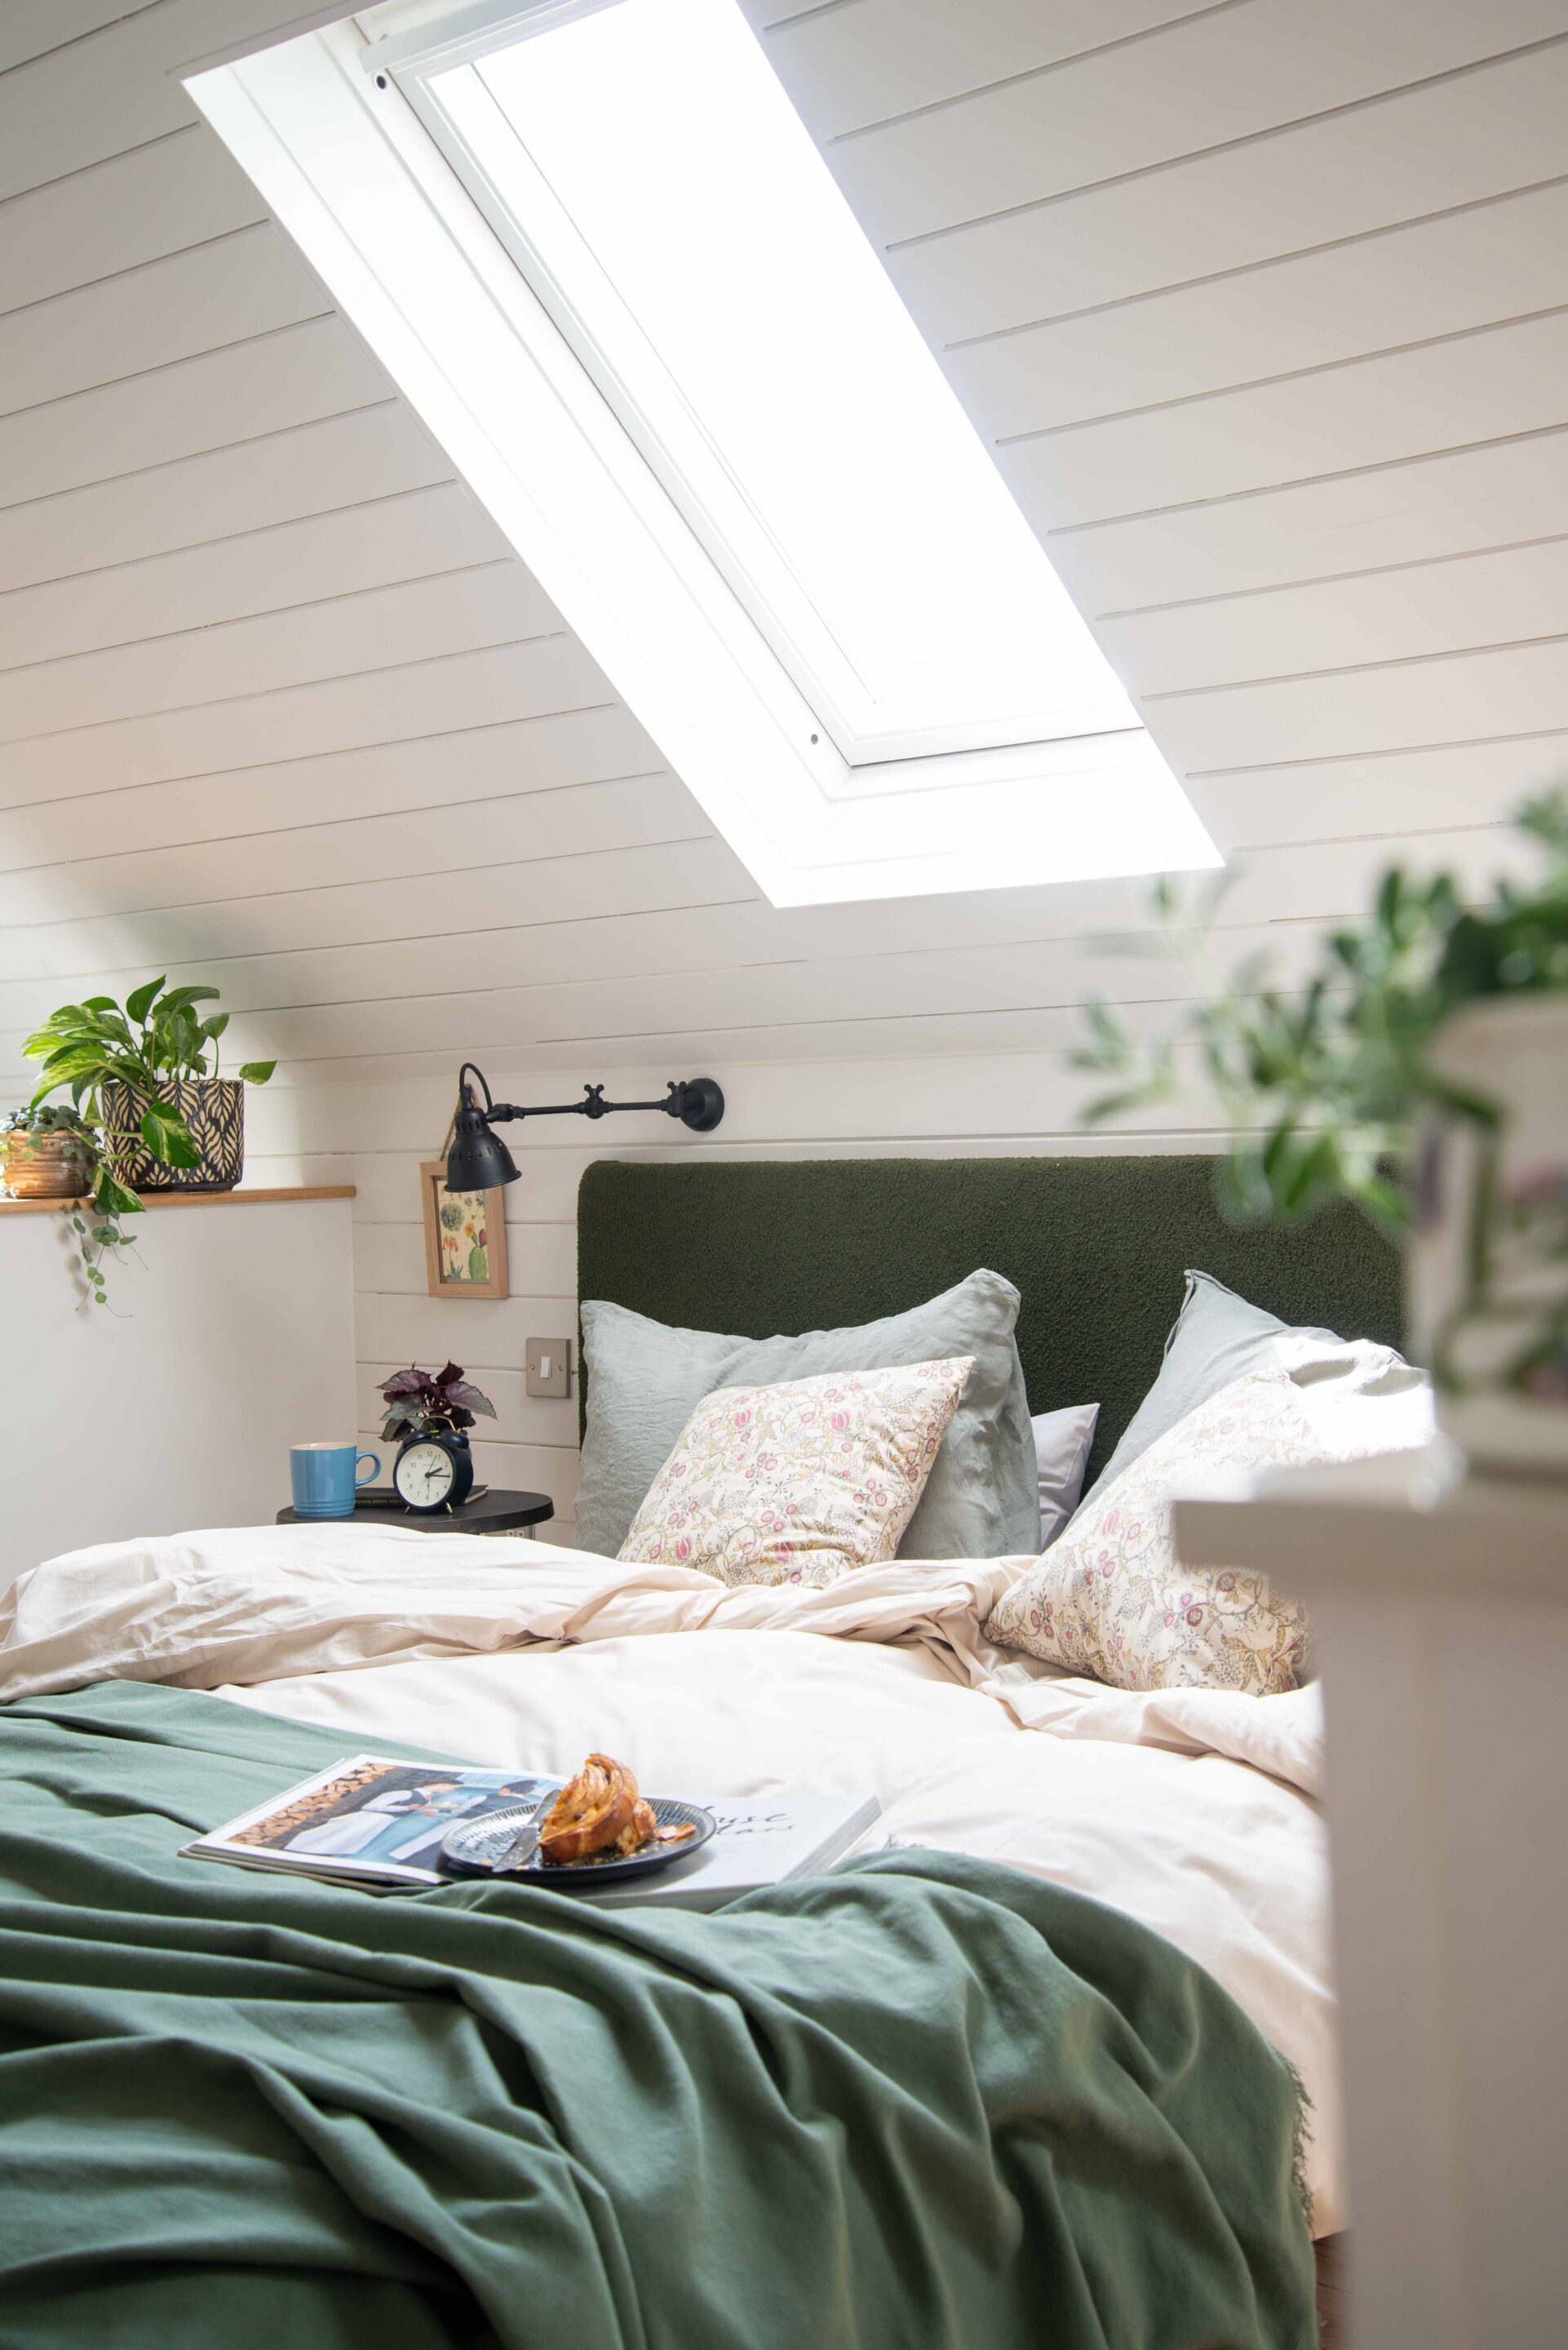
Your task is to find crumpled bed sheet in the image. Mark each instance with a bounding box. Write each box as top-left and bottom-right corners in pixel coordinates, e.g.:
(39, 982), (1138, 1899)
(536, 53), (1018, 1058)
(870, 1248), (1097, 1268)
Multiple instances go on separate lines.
(0, 1521), (1343, 2229)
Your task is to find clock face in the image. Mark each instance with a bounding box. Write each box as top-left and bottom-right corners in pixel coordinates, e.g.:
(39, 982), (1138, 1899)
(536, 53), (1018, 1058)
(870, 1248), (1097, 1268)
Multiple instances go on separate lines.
(396, 1440), (456, 1509)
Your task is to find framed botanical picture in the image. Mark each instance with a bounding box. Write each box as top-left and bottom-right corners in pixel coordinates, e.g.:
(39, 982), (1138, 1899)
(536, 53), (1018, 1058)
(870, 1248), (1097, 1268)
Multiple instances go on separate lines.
(420, 1160), (509, 1301)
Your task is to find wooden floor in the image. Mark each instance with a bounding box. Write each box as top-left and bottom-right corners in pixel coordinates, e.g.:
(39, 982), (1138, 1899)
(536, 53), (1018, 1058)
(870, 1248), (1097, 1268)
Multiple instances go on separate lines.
(1315, 2236), (1348, 2348)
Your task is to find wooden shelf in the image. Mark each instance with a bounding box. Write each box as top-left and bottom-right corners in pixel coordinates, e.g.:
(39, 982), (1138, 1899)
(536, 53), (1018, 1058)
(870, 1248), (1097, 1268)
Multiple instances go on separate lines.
(0, 1185), (355, 1215)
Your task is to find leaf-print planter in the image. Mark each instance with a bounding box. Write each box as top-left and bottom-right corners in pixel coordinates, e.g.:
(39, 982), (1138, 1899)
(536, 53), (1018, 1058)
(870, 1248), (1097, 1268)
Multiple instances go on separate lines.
(101, 1076), (244, 1192)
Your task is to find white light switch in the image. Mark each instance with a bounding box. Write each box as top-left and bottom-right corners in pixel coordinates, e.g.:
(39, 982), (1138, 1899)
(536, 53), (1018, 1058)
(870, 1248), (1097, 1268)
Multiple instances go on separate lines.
(525, 1337), (572, 1399)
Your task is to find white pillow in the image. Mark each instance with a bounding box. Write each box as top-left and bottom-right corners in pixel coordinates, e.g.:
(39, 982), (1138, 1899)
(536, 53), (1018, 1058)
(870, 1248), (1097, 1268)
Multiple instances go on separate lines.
(618, 1357), (972, 1589)
(987, 1364), (1432, 1696)
(1030, 1404), (1100, 1549)
(1081, 1268), (1393, 1509)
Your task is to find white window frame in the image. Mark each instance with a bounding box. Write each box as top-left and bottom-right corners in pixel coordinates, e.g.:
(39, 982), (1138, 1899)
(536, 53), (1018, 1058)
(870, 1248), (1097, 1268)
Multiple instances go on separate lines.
(187, 6), (1219, 907)
(389, 2), (1131, 771)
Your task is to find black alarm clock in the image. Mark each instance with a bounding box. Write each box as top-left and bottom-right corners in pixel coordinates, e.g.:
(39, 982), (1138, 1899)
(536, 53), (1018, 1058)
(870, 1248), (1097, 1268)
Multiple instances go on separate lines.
(392, 1431), (475, 1513)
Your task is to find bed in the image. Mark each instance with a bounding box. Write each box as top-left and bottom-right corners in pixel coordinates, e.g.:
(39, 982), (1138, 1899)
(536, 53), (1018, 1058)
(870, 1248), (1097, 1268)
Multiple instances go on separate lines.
(0, 1155), (1397, 2346)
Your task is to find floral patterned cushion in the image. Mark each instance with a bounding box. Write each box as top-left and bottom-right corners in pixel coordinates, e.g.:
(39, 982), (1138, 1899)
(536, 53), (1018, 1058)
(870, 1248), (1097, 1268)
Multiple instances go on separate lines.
(618, 1358), (973, 1589)
(983, 1370), (1345, 1696)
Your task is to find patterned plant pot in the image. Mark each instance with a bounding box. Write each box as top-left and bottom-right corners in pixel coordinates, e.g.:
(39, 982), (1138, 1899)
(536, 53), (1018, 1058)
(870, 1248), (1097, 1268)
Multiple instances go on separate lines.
(0, 1131), (92, 1199)
(1409, 995), (1568, 1475)
(101, 1076), (246, 1193)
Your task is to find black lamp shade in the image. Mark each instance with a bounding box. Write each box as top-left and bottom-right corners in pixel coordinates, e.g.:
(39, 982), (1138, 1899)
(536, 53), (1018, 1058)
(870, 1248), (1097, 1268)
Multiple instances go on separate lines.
(446, 1102), (520, 1192)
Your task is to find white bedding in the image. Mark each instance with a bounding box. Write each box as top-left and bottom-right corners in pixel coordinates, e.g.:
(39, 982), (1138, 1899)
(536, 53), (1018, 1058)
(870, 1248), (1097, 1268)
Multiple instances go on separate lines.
(0, 1521), (1344, 2231)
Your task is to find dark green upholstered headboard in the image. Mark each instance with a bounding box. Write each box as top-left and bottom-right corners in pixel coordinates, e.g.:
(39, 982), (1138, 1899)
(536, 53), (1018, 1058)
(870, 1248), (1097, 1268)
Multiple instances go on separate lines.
(576, 1155), (1401, 1484)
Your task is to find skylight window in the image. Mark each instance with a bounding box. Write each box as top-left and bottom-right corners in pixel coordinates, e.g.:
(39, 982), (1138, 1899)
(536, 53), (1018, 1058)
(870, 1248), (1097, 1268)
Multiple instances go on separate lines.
(188, 1), (1217, 905)
(424, 0), (1135, 763)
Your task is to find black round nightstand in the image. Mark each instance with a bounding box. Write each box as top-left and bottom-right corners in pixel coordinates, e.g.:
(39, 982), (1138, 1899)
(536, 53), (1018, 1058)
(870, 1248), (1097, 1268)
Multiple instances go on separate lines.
(277, 1487), (555, 1537)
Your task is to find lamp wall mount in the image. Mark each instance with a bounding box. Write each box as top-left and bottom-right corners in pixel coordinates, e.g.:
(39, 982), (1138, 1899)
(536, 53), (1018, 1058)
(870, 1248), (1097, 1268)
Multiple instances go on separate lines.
(445, 1062), (724, 1191)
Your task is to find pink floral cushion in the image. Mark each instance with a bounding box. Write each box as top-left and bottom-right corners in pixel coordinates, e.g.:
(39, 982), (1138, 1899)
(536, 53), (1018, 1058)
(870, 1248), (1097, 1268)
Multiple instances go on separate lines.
(617, 1358), (972, 1589)
(984, 1370), (1337, 1696)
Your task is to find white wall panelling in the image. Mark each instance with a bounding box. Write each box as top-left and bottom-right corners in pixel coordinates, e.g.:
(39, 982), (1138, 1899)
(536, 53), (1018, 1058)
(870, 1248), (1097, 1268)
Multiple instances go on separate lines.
(0, 405), (451, 593)
(0, 824), (1539, 1067)
(0, 221), (329, 418)
(0, 123), (266, 314)
(885, 42), (1568, 341)
(994, 308), (1568, 531)
(0, 484), (511, 669)
(0, 316), (394, 508)
(946, 181), (1568, 445)
(0, 1193), (356, 1576)
(2, 0), (1564, 1535)
(1043, 434), (1568, 614)
(804, 0), (1568, 246)
(0, 641), (621, 814)
(0, 564), (559, 742)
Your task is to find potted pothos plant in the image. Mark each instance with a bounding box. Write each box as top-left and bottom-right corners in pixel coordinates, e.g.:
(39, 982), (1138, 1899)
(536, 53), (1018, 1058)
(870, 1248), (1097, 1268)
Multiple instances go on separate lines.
(1, 1104), (141, 1308)
(1072, 787), (1568, 1474)
(23, 977), (275, 1195)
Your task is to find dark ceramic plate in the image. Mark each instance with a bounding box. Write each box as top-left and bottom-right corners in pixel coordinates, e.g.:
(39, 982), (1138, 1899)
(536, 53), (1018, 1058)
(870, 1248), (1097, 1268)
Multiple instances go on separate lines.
(440, 1795), (716, 1888)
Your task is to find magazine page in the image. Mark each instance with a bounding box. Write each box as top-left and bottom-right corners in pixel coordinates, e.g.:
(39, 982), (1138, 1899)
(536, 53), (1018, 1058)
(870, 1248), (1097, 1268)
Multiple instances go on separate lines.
(578, 1792), (882, 1910)
(185, 1756), (560, 1887)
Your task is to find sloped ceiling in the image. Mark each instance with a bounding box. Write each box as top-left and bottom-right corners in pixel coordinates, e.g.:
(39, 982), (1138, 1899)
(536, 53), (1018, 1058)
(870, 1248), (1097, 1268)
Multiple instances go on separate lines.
(2, 0), (1565, 1098)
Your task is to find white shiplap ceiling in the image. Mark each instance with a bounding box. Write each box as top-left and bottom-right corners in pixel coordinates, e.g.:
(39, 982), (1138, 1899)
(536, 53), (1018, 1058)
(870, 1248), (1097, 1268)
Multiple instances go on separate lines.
(0, 0), (1565, 1093)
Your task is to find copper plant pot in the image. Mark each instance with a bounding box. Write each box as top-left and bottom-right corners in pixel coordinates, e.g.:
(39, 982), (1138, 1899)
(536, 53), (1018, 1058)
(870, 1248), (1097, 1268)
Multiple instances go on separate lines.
(101, 1076), (245, 1193)
(0, 1131), (92, 1199)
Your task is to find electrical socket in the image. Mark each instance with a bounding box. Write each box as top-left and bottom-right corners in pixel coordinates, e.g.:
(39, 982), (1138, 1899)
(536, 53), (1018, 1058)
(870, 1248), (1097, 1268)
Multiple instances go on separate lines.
(525, 1337), (572, 1399)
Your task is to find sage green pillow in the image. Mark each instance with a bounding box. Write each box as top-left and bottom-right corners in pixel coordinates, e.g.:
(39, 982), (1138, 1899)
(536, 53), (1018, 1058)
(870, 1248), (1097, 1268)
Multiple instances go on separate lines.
(574, 1270), (1037, 1561)
(1078, 1269), (1348, 1510)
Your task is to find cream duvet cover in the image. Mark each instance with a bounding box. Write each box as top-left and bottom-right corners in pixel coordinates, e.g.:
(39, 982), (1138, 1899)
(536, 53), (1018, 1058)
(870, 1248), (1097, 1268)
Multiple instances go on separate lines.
(0, 1521), (1344, 2231)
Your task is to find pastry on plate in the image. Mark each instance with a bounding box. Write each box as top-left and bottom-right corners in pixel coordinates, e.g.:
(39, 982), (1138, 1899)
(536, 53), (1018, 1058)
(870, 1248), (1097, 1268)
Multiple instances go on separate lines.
(537, 1754), (694, 1864)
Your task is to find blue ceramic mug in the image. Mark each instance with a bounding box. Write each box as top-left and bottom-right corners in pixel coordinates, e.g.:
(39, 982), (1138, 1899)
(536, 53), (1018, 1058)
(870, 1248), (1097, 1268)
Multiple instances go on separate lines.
(290, 1442), (380, 1519)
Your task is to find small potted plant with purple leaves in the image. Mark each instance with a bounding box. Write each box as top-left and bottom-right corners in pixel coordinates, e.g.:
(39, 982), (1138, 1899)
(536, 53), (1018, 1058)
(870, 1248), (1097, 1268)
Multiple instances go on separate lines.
(379, 1361), (497, 1514)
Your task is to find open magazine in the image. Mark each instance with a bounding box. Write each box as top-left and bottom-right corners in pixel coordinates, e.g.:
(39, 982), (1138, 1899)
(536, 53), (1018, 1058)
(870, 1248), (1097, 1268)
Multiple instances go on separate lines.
(182, 1754), (880, 1909)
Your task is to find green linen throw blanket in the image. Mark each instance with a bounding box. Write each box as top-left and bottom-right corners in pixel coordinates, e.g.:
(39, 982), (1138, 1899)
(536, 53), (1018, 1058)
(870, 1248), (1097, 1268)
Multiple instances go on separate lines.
(0, 1681), (1316, 2349)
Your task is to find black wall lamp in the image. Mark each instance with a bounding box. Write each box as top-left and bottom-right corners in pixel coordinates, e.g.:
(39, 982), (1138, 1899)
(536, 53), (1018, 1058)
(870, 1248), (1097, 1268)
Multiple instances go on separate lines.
(445, 1062), (725, 1191)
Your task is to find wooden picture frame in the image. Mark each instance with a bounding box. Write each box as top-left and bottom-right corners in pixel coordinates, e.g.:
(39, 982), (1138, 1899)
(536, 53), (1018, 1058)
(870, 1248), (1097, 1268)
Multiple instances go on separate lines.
(420, 1160), (509, 1301)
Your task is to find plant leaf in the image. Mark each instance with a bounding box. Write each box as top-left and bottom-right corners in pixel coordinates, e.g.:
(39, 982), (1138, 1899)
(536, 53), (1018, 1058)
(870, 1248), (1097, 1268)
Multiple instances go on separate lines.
(28, 1053), (107, 1111)
(125, 977), (166, 1025)
(1081, 1085), (1162, 1127)
(53, 1036), (116, 1069)
(94, 1172), (142, 1219)
(237, 1060), (276, 1084)
(444, 1381), (497, 1419)
(139, 1104), (200, 1168)
(35, 1044), (112, 1080)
